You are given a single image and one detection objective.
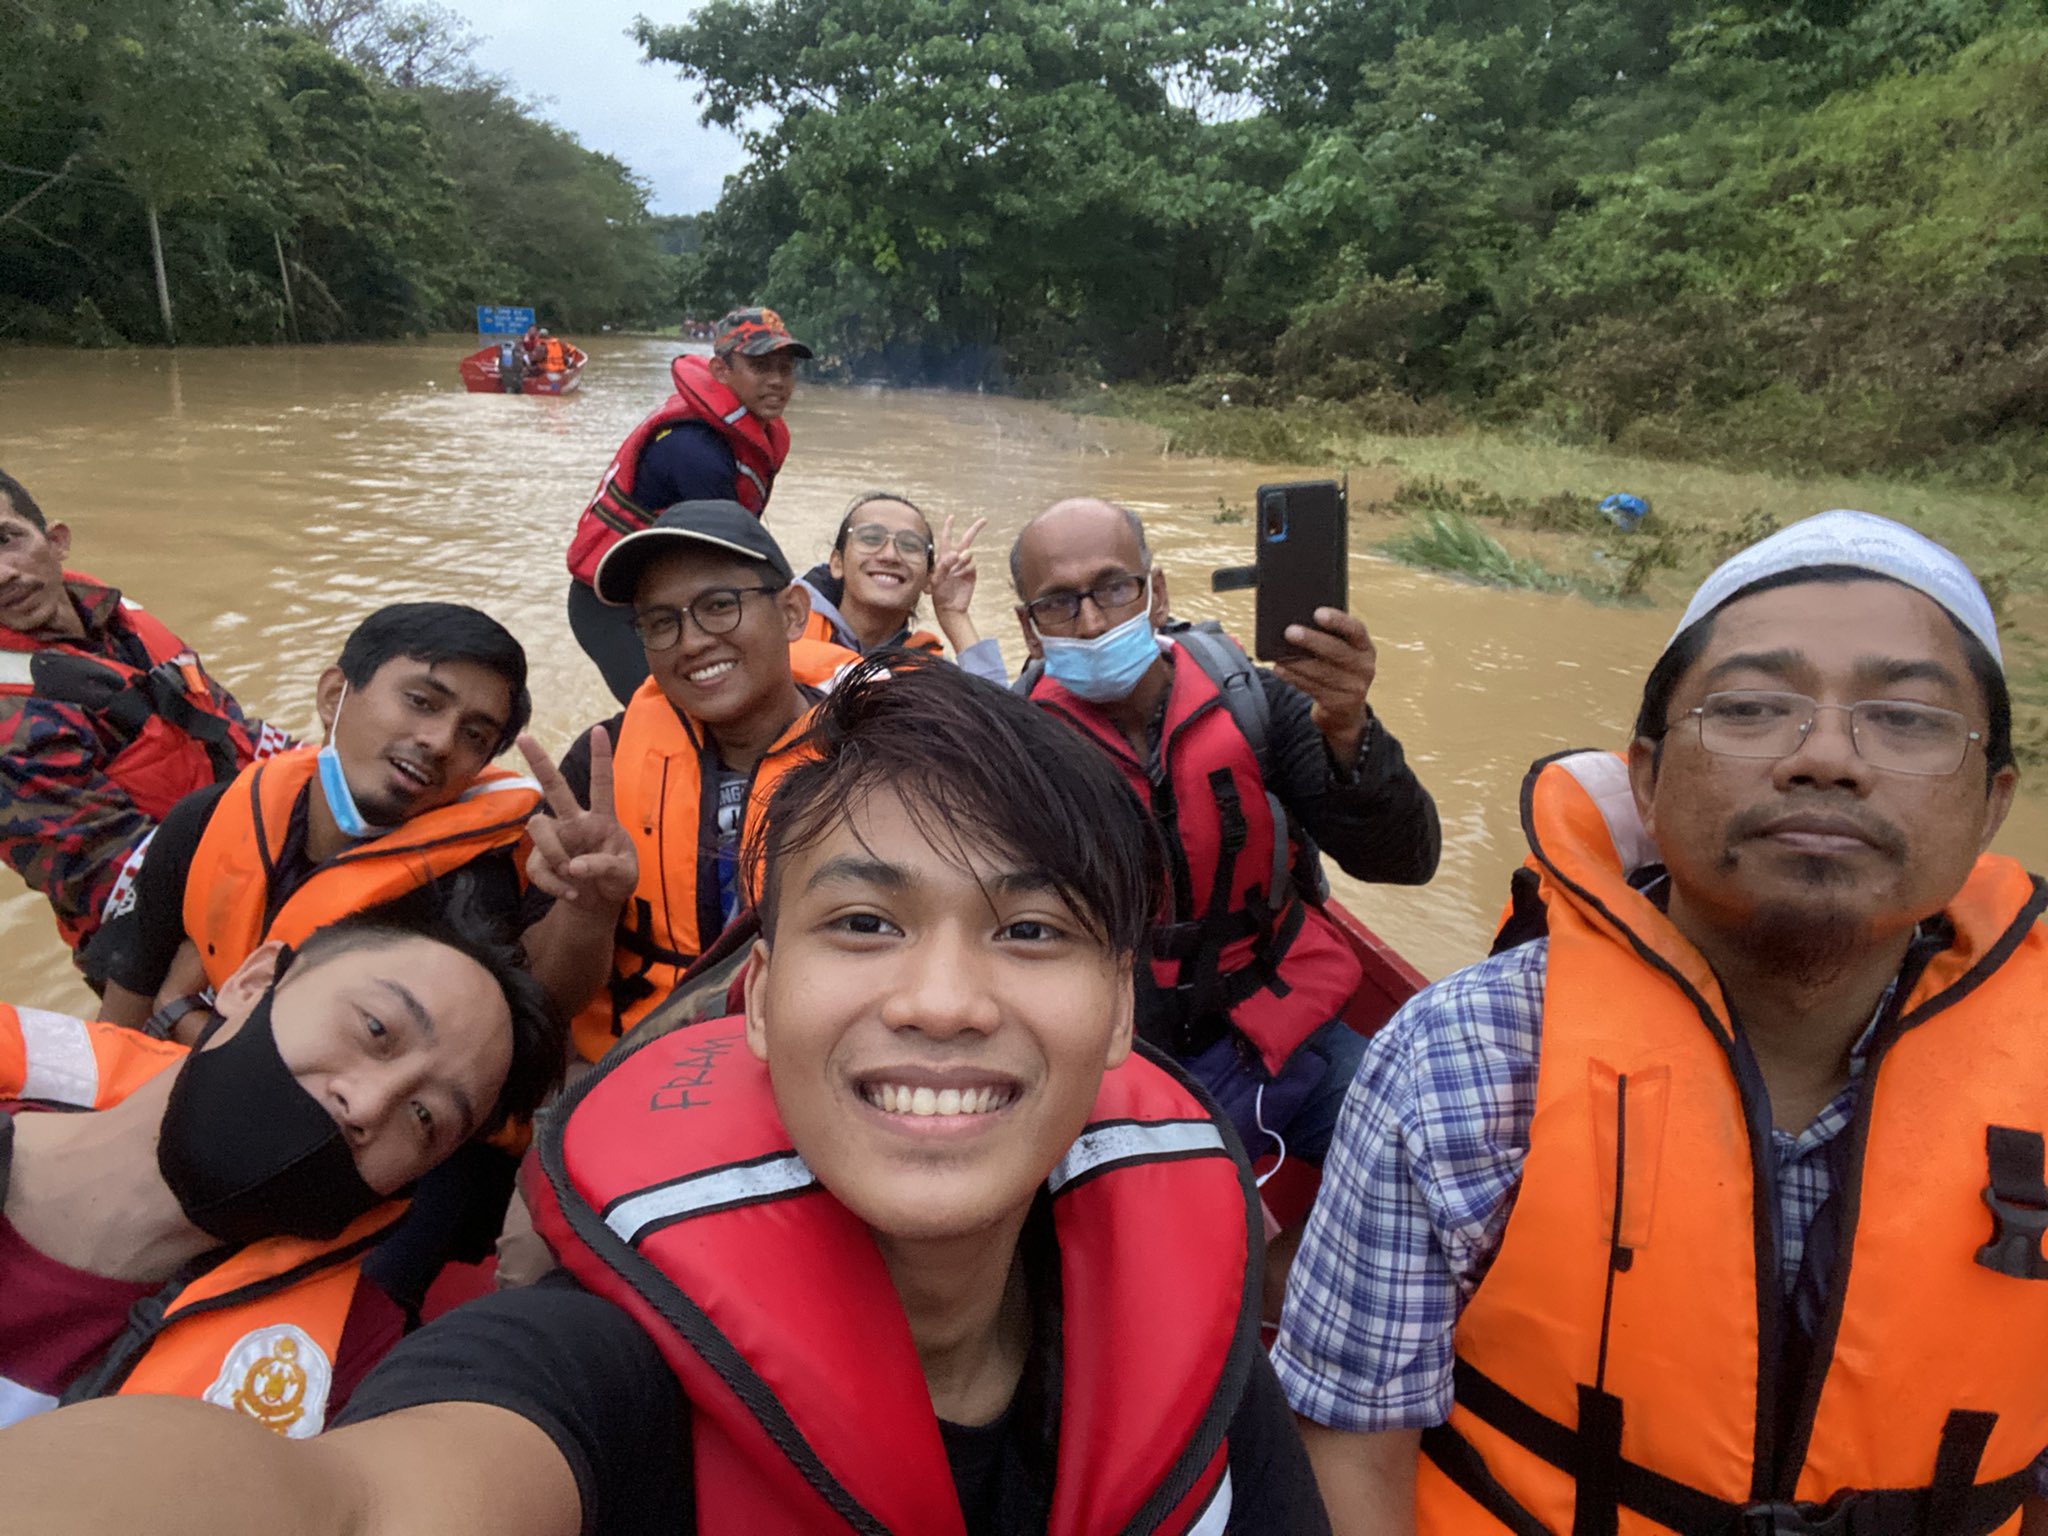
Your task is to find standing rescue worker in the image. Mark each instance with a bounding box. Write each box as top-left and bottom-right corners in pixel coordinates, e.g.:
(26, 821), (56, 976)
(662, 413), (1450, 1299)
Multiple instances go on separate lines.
(552, 500), (855, 1066)
(1281, 511), (2048, 1534)
(0, 656), (1333, 1536)
(0, 905), (561, 1438)
(1010, 498), (1440, 1174)
(565, 307), (814, 703)
(0, 469), (286, 961)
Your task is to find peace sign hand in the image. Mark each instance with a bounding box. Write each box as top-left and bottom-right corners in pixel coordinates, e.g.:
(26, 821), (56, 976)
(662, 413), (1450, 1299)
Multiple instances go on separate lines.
(929, 513), (987, 616)
(517, 729), (638, 914)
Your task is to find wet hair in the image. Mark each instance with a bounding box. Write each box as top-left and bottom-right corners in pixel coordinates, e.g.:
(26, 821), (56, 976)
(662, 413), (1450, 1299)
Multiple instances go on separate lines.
(1635, 566), (2013, 787)
(833, 490), (933, 557)
(0, 469), (47, 532)
(1008, 500), (1150, 593)
(749, 652), (1159, 956)
(336, 602), (532, 754)
(288, 888), (566, 1139)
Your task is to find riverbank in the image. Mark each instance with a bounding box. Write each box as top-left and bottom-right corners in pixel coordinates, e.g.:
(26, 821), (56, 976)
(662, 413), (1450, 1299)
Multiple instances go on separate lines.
(1069, 385), (2048, 763)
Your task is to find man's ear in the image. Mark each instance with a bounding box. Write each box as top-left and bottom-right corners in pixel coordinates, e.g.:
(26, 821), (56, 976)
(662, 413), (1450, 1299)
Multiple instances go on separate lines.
(1626, 736), (1661, 844)
(1016, 607), (1044, 661)
(315, 666), (348, 739)
(1103, 964), (1134, 1070)
(213, 939), (290, 1033)
(778, 582), (812, 642)
(45, 522), (72, 563)
(1149, 567), (1170, 627)
(828, 545), (847, 583)
(1981, 764), (2020, 852)
(707, 353), (734, 388)
(741, 939), (773, 1063)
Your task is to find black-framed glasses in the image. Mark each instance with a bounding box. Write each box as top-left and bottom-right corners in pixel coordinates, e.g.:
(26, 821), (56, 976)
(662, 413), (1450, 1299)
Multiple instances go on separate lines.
(1675, 690), (1983, 776)
(1022, 569), (1151, 629)
(629, 585), (781, 651)
(846, 523), (931, 563)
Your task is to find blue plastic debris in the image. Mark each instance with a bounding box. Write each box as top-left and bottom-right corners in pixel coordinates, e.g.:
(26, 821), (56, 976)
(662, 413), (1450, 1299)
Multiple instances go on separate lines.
(1600, 493), (1650, 531)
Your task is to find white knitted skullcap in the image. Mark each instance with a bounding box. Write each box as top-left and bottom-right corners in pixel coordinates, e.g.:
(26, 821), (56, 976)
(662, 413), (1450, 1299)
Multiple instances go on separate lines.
(1672, 510), (2001, 668)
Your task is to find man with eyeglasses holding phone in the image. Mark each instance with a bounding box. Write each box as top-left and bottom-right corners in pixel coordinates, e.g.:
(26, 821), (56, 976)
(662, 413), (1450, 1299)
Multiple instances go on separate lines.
(1282, 511), (2048, 1536)
(549, 501), (856, 1064)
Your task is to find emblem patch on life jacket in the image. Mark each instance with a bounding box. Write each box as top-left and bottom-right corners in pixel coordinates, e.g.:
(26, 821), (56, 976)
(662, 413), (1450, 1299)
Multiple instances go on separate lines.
(203, 1324), (332, 1438)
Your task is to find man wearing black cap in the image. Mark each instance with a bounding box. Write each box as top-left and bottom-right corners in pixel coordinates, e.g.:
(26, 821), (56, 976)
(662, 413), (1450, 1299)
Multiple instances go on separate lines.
(565, 308), (816, 704)
(553, 500), (854, 1065)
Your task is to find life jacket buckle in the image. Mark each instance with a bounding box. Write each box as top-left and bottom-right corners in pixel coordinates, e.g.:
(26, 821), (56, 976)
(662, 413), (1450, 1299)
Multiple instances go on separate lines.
(1976, 1125), (2048, 1280)
(1734, 1499), (1851, 1536)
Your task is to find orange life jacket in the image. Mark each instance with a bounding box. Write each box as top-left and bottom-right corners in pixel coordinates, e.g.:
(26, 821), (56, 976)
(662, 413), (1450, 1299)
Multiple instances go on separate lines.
(565, 354), (791, 585)
(798, 607), (944, 660)
(525, 1025), (1255, 1534)
(1030, 642), (1360, 1073)
(569, 685), (816, 1062)
(183, 747), (542, 991)
(0, 576), (265, 948)
(0, 1005), (403, 1437)
(1416, 749), (2048, 1536)
(541, 338), (566, 371)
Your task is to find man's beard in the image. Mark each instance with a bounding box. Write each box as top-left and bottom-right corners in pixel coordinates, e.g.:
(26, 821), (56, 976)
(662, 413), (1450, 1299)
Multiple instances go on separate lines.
(1731, 895), (1873, 990)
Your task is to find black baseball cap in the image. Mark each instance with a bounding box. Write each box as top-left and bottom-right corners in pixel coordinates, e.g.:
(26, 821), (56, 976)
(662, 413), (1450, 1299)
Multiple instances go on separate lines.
(592, 501), (796, 607)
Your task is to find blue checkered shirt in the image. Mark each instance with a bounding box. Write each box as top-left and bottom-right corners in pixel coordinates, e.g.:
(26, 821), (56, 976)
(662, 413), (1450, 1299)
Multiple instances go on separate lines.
(1273, 937), (1873, 1433)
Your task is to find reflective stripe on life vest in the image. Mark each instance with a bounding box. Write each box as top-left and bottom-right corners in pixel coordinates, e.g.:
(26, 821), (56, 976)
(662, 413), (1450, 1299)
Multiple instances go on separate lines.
(565, 354), (790, 584)
(526, 1025), (1259, 1534)
(182, 747), (541, 991)
(0, 1003), (187, 1109)
(1414, 750), (2048, 1536)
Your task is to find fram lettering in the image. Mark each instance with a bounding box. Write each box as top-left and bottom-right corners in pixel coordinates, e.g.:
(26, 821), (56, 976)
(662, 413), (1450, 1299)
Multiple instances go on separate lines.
(650, 1032), (742, 1111)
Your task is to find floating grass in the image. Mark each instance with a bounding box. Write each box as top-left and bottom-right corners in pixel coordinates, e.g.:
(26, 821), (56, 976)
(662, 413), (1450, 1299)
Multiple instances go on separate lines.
(1380, 511), (1570, 593)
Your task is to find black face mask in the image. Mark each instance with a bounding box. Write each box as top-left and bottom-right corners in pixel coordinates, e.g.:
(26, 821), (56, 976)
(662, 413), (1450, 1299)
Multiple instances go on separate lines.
(156, 972), (388, 1247)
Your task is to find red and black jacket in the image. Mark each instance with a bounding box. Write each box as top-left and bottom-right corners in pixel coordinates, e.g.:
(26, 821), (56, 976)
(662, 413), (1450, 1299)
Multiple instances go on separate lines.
(1029, 647), (1361, 1075)
(527, 1022), (1261, 1533)
(566, 354), (790, 584)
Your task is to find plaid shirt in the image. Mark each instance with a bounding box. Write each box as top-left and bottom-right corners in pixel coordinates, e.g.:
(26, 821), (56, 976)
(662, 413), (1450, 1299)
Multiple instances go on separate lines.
(1273, 936), (1875, 1433)
(0, 577), (284, 949)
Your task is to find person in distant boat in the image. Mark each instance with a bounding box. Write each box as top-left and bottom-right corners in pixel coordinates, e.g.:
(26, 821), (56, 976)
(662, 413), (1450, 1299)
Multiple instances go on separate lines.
(536, 330), (568, 375)
(796, 490), (1006, 684)
(0, 468), (288, 965)
(565, 307), (814, 703)
(1011, 498), (1441, 1179)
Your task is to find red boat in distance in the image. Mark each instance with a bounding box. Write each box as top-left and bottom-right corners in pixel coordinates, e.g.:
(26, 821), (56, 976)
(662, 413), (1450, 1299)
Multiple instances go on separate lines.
(459, 342), (587, 395)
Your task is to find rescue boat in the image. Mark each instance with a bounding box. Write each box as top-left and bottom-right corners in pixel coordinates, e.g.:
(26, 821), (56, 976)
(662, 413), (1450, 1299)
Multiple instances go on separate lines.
(458, 343), (588, 396)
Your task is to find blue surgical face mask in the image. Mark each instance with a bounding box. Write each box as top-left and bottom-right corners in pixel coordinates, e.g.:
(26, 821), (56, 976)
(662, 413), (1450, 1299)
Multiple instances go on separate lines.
(1035, 586), (1163, 703)
(316, 683), (396, 841)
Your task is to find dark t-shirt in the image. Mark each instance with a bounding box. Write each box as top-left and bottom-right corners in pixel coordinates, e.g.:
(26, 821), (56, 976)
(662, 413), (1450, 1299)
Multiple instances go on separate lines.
(85, 779), (546, 997)
(635, 421), (740, 511)
(338, 1244), (1328, 1535)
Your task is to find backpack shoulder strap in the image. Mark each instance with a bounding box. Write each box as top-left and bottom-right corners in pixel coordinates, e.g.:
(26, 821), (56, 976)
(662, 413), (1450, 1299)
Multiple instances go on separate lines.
(1165, 621), (1272, 782)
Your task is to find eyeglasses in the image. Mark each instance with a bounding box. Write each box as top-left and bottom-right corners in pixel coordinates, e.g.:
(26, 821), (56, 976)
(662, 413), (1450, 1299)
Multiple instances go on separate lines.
(1022, 569), (1151, 629)
(846, 523), (931, 563)
(1675, 690), (1983, 776)
(629, 585), (780, 651)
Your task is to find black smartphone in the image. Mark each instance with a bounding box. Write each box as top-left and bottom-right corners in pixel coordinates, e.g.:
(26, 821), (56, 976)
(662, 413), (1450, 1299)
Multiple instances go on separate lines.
(1249, 479), (1348, 661)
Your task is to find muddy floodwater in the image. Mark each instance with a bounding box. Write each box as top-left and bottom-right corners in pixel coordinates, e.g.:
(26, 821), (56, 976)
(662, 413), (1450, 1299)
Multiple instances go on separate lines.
(4, 335), (2045, 1012)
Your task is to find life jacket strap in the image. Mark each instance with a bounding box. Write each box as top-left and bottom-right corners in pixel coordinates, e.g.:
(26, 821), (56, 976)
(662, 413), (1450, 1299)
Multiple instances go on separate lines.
(1975, 1125), (2048, 1280)
(30, 652), (241, 781)
(1425, 1360), (2030, 1536)
(590, 482), (654, 540)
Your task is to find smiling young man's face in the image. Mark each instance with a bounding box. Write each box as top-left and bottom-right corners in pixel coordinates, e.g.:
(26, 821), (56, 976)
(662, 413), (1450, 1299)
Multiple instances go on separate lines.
(829, 499), (931, 618)
(315, 657), (512, 827)
(743, 785), (1134, 1244)
(633, 547), (810, 731)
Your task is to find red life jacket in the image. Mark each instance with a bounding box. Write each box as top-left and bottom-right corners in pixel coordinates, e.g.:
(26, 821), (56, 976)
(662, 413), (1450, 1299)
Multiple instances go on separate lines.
(0, 577), (264, 949)
(566, 355), (791, 585)
(1029, 642), (1360, 1074)
(526, 1026), (1256, 1534)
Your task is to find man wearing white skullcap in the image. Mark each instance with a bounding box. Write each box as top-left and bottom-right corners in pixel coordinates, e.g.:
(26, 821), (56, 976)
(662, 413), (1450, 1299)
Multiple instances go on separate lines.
(1282, 511), (2048, 1535)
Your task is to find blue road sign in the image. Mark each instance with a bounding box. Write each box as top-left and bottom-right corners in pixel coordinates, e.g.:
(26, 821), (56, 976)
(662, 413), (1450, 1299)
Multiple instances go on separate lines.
(476, 305), (537, 335)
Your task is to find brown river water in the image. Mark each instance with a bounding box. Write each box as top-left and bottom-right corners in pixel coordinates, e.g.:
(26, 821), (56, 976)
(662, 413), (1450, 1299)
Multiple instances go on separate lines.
(4, 334), (2045, 1013)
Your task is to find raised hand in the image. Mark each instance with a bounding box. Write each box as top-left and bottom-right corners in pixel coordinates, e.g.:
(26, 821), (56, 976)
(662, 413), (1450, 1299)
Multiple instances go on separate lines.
(1274, 608), (1378, 762)
(516, 729), (637, 915)
(929, 513), (987, 616)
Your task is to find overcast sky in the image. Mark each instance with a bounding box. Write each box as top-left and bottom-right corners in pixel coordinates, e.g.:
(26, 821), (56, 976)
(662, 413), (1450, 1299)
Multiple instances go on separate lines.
(440, 0), (747, 214)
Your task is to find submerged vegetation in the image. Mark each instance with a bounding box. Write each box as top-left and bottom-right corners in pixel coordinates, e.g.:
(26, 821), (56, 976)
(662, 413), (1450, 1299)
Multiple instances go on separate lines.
(2, 0), (682, 345)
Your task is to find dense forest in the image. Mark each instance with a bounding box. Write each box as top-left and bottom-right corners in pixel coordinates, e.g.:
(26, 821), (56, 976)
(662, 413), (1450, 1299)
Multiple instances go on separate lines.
(647, 0), (2048, 482)
(1, 0), (678, 344)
